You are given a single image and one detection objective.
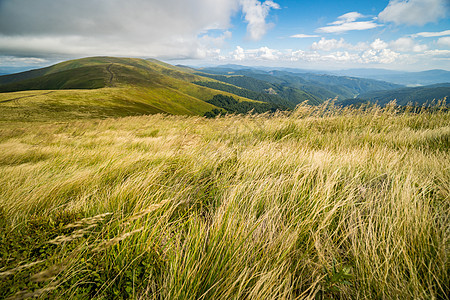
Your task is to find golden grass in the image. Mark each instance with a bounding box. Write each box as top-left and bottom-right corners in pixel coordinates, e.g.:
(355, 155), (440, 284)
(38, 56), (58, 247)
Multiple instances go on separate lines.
(0, 103), (448, 299)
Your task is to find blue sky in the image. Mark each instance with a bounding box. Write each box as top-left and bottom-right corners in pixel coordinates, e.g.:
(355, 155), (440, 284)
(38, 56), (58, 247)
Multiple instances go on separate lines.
(0, 0), (449, 71)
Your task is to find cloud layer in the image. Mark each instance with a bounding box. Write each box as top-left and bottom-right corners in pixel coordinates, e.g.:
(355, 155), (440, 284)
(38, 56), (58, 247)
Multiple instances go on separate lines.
(0, 0), (279, 59)
(0, 0), (448, 70)
(219, 33), (449, 69)
(378, 0), (448, 26)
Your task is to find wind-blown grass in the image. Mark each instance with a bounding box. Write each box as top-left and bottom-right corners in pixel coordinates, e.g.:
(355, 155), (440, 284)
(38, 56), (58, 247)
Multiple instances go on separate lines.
(0, 102), (448, 299)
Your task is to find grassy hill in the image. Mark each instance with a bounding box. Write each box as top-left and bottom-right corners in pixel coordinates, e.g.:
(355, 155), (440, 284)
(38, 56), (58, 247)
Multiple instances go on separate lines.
(0, 57), (270, 121)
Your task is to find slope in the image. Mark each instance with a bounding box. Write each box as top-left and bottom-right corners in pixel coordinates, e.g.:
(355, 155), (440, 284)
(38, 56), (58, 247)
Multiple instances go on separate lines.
(193, 72), (323, 106)
(197, 66), (402, 101)
(0, 57), (270, 121)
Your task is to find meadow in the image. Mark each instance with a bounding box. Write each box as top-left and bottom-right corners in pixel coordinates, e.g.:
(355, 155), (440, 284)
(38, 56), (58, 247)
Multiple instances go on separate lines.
(0, 102), (448, 299)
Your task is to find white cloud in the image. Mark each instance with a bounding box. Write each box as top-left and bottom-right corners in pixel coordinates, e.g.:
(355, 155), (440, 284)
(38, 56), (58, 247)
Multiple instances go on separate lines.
(412, 30), (450, 38)
(0, 0), (280, 60)
(420, 49), (450, 59)
(258, 46), (282, 60)
(317, 12), (380, 33)
(390, 37), (428, 52)
(199, 31), (232, 48)
(437, 37), (450, 47)
(0, 56), (49, 67)
(321, 51), (360, 62)
(311, 38), (350, 51)
(227, 42), (407, 66)
(370, 39), (388, 50)
(309, 37), (414, 61)
(240, 0), (280, 41)
(361, 48), (401, 64)
(330, 12), (365, 25)
(290, 34), (320, 38)
(378, 0), (448, 26)
(317, 21), (379, 34)
(222, 36), (444, 68)
(412, 44), (428, 53)
(289, 50), (321, 62)
(426, 50), (450, 55)
(232, 46), (246, 60)
(351, 42), (371, 51)
(231, 46), (282, 60)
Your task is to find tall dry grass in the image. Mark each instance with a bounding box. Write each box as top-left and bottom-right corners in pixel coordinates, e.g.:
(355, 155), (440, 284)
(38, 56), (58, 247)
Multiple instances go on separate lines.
(0, 102), (448, 299)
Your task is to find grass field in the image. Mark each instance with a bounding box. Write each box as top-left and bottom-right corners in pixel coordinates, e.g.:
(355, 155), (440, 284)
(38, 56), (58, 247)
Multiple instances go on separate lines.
(0, 57), (263, 121)
(0, 87), (221, 122)
(0, 102), (449, 299)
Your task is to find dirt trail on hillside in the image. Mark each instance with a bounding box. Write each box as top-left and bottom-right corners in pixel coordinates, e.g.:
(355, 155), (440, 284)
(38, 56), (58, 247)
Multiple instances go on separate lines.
(0, 91), (54, 104)
(106, 64), (115, 86)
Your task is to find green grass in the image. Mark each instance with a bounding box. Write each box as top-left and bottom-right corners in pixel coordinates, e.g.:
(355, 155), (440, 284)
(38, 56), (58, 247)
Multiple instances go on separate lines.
(0, 102), (448, 299)
(0, 65), (108, 92)
(0, 57), (267, 121)
(0, 87), (222, 122)
(0, 57), (226, 92)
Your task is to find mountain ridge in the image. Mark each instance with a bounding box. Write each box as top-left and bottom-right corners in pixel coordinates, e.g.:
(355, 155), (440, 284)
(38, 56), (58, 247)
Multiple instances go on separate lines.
(0, 57), (272, 121)
(339, 83), (450, 106)
(197, 66), (402, 101)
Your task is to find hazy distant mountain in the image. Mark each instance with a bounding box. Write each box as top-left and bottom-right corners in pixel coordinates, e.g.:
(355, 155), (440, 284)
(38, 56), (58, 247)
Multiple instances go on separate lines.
(331, 69), (450, 86)
(199, 64), (450, 87)
(196, 64), (327, 75)
(339, 83), (450, 106)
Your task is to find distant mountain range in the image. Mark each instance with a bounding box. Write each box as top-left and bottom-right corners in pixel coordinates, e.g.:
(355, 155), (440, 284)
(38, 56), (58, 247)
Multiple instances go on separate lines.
(0, 57), (448, 122)
(196, 66), (402, 102)
(339, 83), (450, 106)
(183, 63), (450, 86)
(330, 69), (450, 86)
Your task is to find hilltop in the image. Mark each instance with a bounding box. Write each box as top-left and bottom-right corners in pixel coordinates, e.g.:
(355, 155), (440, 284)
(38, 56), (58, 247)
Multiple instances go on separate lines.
(0, 57), (283, 121)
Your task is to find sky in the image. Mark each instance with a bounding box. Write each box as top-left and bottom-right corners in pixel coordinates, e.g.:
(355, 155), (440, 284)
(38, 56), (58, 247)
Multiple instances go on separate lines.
(0, 0), (449, 71)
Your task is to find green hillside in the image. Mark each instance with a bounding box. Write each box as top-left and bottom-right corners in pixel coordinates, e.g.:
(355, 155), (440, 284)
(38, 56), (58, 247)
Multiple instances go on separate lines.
(0, 57), (268, 121)
(198, 67), (402, 101)
(0, 65), (108, 92)
(192, 80), (293, 108)
(0, 88), (219, 122)
(0, 57), (220, 92)
(194, 73), (323, 106)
